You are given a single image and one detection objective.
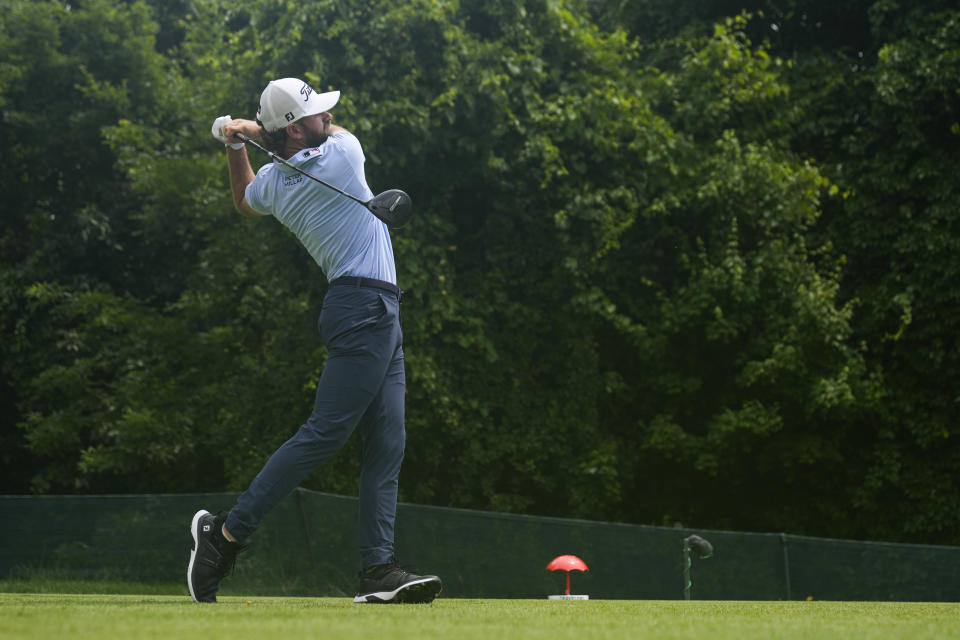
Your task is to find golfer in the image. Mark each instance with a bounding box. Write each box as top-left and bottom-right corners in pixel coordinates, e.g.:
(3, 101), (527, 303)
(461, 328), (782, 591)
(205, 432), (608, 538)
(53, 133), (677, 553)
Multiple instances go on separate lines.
(188, 77), (441, 604)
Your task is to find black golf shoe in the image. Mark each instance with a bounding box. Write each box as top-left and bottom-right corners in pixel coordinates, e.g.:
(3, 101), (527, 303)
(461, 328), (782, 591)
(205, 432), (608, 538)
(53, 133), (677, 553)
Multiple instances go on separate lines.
(353, 560), (442, 604)
(187, 509), (246, 603)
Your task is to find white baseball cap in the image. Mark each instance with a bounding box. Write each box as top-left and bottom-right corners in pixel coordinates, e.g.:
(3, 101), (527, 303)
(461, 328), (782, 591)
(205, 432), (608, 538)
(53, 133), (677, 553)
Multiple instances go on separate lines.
(257, 78), (340, 132)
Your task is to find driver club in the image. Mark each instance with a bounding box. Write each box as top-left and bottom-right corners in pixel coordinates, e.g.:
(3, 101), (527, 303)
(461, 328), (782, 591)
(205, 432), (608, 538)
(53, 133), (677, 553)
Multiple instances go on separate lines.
(234, 133), (413, 229)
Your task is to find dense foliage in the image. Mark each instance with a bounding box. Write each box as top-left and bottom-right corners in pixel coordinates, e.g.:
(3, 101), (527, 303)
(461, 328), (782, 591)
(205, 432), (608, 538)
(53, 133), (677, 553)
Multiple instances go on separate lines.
(1, 0), (957, 544)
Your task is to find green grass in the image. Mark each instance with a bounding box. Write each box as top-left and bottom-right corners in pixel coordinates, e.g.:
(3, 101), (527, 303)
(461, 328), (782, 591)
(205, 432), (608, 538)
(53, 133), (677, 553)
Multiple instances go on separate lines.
(1, 594), (958, 640)
(0, 578), (183, 595)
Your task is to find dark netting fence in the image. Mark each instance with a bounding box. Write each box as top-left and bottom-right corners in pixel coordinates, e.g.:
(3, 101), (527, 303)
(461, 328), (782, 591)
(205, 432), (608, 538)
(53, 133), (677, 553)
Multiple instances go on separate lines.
(1, 490), (958, 600)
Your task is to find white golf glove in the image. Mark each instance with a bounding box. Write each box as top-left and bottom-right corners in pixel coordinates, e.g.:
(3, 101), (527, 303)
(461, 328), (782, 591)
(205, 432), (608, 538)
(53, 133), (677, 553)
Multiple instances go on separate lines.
(211, 115), (244, 149)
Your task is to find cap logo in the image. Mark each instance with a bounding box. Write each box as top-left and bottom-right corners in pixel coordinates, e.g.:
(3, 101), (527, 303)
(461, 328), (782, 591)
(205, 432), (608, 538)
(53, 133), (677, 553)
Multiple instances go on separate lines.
(300, 84), (313, 101)
(284, 111), (294, 122)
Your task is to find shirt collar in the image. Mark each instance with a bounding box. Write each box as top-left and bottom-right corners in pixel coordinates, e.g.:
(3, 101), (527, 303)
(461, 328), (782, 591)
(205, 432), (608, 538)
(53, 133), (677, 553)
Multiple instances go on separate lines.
(275, 145), (325, 174)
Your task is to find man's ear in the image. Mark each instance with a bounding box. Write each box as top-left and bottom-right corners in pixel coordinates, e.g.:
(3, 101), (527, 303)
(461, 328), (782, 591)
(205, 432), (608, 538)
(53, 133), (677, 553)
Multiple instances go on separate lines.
(285, 121), (303, 140)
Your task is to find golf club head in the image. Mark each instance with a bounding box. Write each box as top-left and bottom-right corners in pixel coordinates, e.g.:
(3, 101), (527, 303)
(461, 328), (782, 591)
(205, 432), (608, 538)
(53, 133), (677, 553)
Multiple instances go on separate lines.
(684, 535), (714, 559)
(367, 189), (413, 229)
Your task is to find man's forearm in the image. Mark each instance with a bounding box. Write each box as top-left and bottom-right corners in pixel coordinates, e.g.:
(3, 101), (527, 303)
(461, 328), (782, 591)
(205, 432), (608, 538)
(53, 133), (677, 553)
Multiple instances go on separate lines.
(227, 147), (256, 214)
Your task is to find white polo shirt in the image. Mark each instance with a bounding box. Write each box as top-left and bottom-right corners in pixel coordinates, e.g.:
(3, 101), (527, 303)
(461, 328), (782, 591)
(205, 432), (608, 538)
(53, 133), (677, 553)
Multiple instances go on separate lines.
(244, 131), (397, 284)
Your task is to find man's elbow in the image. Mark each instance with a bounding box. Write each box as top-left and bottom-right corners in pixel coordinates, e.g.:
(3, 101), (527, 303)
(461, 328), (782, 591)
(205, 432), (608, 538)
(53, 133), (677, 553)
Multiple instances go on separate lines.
(234, 196), (259, 218)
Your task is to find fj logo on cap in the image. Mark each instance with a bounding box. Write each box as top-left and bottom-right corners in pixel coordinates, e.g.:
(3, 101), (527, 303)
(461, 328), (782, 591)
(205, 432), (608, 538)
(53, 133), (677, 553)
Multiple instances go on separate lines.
(284, 111), (294, 122)
(300, 84), (313, 101)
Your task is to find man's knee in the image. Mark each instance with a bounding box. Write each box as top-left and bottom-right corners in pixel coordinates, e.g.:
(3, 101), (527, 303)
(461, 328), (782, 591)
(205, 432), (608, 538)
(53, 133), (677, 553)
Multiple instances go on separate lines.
(298, 414), (356, 451)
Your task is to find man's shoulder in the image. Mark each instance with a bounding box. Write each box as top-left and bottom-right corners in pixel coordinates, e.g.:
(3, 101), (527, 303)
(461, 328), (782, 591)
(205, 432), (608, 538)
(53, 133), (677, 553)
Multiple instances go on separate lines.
(328, 130), (364, 161)
(255, 161), (279, 178)
(330, 129), (359, 146)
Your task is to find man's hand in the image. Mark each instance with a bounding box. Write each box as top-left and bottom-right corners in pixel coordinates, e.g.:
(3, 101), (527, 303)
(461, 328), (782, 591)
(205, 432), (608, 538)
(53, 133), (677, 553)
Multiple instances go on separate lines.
(225, 119), (262, 146)
(211, 115), (244, 149)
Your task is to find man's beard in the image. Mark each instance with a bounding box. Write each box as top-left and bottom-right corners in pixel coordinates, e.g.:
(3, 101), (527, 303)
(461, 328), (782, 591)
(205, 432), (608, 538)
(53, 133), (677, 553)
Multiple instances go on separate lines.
(304, 130), (329, 149)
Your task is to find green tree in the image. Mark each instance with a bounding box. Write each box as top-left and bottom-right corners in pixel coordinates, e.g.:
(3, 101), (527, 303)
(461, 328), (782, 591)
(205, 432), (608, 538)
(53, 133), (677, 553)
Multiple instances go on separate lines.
(594, 0), (960, 543)
(0, 0), (173, 491)
(4, 0), (957, 546)
(808, 3), (960, 542)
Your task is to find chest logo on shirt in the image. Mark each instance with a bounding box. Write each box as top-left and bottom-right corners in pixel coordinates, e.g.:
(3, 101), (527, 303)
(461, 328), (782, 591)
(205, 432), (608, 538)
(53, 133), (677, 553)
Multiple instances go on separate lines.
(283, 174), (304, 187)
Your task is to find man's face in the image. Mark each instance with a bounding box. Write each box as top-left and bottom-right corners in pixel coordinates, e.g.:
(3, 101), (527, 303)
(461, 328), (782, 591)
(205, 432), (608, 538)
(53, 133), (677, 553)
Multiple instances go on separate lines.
(297, 112), (333, 148)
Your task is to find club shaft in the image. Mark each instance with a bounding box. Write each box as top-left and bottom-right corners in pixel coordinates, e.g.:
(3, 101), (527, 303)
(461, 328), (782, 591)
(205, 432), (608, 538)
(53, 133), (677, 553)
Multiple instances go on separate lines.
(235, 133), (368, 206)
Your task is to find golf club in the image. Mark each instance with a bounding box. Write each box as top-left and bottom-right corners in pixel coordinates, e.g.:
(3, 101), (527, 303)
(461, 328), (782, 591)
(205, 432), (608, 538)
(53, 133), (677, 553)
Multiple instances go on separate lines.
(234, 133), (413, 229)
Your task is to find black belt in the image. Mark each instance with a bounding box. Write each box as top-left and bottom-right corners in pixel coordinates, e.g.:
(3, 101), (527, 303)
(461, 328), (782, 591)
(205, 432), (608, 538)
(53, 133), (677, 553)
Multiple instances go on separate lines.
(328, 276), (403, 300)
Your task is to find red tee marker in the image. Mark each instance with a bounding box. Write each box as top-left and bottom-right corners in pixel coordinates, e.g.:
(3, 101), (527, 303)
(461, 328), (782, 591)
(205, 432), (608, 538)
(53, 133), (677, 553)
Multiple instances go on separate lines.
(546, 555), (589, 599)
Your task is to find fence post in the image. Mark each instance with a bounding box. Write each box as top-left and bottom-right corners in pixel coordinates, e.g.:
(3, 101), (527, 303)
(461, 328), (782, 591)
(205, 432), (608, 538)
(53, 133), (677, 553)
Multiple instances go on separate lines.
(780, 533), (793, 600)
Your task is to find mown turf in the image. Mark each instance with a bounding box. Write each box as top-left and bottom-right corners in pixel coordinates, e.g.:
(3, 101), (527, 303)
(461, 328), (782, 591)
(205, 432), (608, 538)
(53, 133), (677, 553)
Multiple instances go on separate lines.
(1, 594), (958, 640)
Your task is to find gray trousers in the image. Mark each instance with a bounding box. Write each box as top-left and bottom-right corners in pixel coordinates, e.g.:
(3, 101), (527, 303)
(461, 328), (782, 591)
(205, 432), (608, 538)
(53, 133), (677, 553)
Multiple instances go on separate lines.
(225, 284), (405, 569)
